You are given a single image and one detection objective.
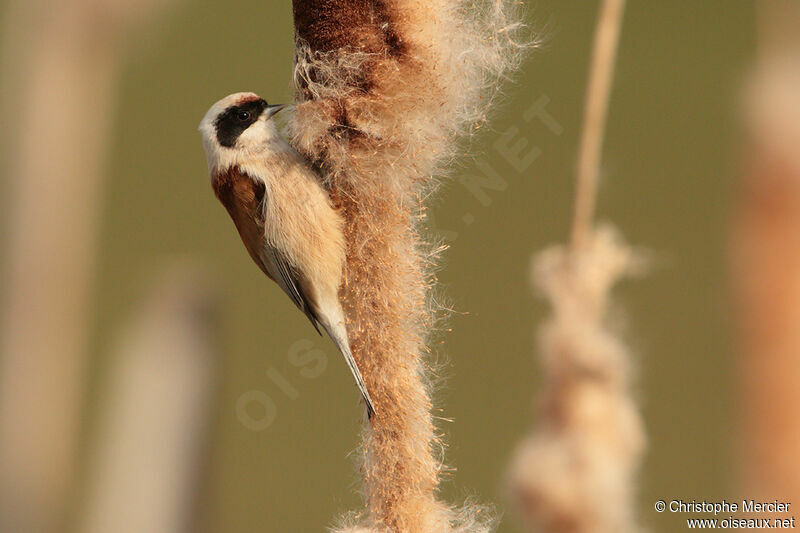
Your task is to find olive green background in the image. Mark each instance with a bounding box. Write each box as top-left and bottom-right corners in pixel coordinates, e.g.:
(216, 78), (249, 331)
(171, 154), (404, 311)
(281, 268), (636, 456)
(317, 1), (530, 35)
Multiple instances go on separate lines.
(10, 1), (758, 532)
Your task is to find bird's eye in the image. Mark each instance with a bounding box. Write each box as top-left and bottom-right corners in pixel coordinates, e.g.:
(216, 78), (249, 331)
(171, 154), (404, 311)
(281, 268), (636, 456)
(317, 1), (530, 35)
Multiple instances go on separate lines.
(237, 111), (250, 121)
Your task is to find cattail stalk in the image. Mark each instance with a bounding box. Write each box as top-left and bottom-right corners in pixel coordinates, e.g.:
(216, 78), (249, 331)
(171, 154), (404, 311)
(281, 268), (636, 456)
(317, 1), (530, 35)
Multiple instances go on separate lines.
(0, 5), (120, 531)
(288, 0), (526, 531)
(0, 1), (173, 531)
(78, 264), (217, 533)
(508, 2), (645, 532)
(734, 0), (800, 514)
(571, 0), (626, 250)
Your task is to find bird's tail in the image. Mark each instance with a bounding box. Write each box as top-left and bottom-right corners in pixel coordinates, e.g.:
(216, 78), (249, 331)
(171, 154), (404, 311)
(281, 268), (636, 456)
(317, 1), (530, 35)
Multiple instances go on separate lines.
(319, 307), (376, 418)
(331, 332), (376, 419)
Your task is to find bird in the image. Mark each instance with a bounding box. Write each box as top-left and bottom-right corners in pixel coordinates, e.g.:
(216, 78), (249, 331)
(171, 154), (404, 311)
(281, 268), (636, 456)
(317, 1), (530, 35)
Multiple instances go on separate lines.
(199, 92), (375, 418)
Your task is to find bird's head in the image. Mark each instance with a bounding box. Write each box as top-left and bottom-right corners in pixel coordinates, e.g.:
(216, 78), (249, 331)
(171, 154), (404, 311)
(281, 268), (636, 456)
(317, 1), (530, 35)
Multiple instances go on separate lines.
(199, 92), (286, 173)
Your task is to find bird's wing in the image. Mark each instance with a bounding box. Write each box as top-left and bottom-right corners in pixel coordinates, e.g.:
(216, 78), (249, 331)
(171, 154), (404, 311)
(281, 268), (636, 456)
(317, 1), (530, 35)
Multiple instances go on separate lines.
(214, 168), (374, 417)
(262, 244), (323, 336)
(213, 167), (322, 334)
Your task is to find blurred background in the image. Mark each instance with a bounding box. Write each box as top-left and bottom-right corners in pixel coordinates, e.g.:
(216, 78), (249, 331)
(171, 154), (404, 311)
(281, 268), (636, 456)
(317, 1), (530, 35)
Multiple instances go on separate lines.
(2, 1), (796, 532)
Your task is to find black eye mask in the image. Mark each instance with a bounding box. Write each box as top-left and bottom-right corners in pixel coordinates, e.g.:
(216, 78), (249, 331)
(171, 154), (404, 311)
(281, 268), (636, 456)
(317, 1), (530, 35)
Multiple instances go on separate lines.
(214, 98), (268, 148)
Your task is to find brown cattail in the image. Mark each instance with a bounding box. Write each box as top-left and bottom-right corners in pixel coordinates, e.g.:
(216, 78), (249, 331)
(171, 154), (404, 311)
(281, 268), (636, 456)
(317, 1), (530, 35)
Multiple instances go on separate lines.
(507, 2), (645, 532)
(0, 1), (175, 531)
(734, 1), (800, 514)
(508, 226), (645, 533)
(288, 0), (528, 531)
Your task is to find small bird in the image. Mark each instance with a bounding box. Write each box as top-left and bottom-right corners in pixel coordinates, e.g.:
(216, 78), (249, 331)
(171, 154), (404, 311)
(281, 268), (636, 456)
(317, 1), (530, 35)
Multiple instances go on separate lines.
(199, 92), (375, 418)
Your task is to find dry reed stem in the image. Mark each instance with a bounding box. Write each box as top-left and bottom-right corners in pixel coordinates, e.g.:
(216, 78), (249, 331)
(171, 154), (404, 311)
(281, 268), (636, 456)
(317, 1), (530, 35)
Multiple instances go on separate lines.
(508, 2), (644, 532)
(756, 0), (800, 59)
(288, 0), (528, 531)
(77, 263), (217, 533)
(734, 9), (800, 513)
(570, 0), (626, 251)
(0, 1), (174, 531)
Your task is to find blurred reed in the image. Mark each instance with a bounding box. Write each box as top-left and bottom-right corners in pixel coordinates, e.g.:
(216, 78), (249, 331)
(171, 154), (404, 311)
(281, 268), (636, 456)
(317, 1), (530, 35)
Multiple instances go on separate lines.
(288, 0), (528, 531)
(77, 262), (217, 533)
(0, 1), (175, 531)
(507, 1), (646, 532)
(734, 0), (800, 515)
(508, 227), (645, 533)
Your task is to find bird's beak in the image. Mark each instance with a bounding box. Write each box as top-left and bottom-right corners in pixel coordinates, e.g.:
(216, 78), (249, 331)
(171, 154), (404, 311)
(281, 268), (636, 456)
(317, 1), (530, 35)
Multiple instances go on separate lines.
(265, 104), (286, 119)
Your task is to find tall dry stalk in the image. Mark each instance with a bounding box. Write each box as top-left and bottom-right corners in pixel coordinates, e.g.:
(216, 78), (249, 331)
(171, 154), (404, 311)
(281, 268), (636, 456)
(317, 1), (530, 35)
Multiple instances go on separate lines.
(507, 2), (646, 532)
(570, 0), (626, 251)
(288, 0), (527, 531)
(734, 1), (800, 513)
(0, 1), (173, 531)
(78, 263), (217, 533)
